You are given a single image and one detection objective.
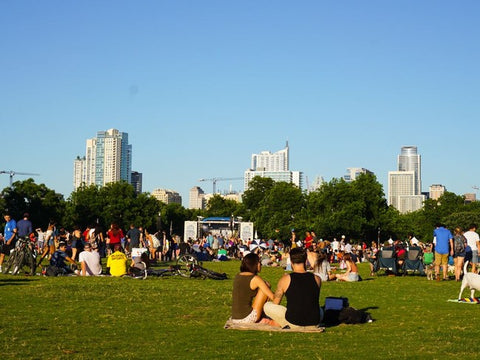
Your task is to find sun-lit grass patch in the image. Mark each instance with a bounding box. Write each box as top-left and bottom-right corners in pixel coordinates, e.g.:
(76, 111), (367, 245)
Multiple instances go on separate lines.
(0, 261), (477, 359)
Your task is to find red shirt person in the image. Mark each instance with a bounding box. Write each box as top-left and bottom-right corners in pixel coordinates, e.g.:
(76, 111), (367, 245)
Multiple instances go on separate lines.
(107, 223), (124, 252)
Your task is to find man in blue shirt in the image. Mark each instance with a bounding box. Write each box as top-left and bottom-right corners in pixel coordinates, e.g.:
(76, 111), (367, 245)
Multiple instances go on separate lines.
(433, 223), (454, 281)
(48, 242), (78, 276)
(17, 212), (33, 238)
(0, 213), (17, 272)
(126, 224), (141, 252)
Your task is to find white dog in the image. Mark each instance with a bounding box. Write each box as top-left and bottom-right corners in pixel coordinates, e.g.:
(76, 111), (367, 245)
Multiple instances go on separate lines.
(458, 261), (480, 300)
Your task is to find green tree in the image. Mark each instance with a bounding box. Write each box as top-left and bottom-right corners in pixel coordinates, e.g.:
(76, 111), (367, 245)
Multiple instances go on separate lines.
(63, 184), (102, 229)
(0, 179), (65, 228)
(158, 202), (190, 236)
(444, 211), (480, 232)
(242, 176), (275, 214)
(305, 174), (388, 241)
(205, 194), (241, 218)
(253, 182), (305, 240)
(64, 182), (161, 232)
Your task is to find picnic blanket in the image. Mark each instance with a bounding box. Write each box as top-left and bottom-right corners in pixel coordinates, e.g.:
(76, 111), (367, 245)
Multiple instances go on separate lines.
(447, 297), (480, 304)
(224, 319), (325, 332)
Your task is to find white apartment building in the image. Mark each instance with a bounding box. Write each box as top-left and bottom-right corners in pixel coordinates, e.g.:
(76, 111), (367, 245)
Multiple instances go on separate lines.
(251, 144), (289, 172)
(73, 156), (86, 189)
(388, 171), (425, 213)
(152, 188), (182, 205)
(244, 142), (303, 190)
(429, 184), (445, 200)
(309, 175), (325, 192)
(343, 167), (373, 182)
(73, 129), (132, 190)
(189, 186), (205, 209)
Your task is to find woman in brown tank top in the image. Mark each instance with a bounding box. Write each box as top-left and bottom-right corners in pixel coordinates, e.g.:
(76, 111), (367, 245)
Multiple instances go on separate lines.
(231, 253), (275, 323)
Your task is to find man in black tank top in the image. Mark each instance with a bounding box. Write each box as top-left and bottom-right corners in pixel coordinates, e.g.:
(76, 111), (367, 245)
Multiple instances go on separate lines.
(264, 247), (322, 328)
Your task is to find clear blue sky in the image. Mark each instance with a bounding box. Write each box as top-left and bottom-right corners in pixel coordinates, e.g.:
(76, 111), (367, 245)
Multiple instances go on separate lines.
(1, 1), (479, 204)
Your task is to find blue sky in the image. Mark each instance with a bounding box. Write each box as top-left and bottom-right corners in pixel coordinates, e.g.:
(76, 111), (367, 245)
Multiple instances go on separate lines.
(1, 1), (479, 204)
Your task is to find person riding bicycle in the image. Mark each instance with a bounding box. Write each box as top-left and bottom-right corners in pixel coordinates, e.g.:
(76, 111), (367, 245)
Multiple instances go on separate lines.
(46, 242), (78, 276)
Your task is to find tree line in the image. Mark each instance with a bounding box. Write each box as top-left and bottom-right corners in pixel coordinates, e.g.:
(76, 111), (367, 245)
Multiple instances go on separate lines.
(1, 175), (479, 243)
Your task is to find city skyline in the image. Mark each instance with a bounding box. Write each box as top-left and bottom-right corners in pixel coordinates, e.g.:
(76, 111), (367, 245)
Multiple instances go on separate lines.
(1, 2), (479, 203)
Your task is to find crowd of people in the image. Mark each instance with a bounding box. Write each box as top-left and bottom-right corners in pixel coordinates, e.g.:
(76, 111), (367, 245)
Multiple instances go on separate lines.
(1, 211), (479, 285)
(229, 224), (480, 328)
(0, 212), (191, 277)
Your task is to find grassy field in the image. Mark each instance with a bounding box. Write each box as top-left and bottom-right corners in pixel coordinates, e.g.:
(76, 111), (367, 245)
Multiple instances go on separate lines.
(0, 260), (478, 360)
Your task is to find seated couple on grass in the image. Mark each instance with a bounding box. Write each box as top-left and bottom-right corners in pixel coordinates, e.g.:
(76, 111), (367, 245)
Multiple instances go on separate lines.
(231, 248), (323, 329)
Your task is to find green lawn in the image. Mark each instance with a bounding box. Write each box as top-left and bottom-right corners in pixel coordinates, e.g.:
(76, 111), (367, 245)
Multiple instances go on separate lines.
(0, 260), (478, 360)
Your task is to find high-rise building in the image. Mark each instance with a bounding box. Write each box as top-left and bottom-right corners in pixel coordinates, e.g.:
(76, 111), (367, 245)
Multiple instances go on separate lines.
(131, 171), (143, 194)
(152, 189), (182, 205)
(388, 146), (425, 213)
(251, 144), (289, 172)
(74, 128), (132, 190)
(189, 186), (205, 209)
(343, 168), (374, 182)
(73, 156), (86, 190)
(309, 175), (325, 192)
(244, 142), (303, 190)
(464, 193), (477, 203)
(429, 184), (445, 200)
(398, 146), (421, 195)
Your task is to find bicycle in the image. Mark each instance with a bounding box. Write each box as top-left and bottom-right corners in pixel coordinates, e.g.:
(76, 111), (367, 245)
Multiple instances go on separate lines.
(142, 255), (198, 278)
(141, 254), (227, 280)
(176, 254), (227, 280)
(2, 236), (37, 275)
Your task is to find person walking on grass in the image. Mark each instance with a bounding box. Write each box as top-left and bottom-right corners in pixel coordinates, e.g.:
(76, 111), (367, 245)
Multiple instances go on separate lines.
(433, 223), (454, 281)
(463, 224), (480, 273)
(452, 227), (467, 282)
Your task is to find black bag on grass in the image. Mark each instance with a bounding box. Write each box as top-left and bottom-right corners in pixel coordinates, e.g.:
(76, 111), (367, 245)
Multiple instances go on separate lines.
(338, 307), (373, 324)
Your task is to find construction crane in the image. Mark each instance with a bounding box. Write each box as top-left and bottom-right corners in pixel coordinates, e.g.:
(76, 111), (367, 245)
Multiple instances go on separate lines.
(0, 170), (40, 188)
(473, 186), (480, 200)
(198, 177), (243, 194)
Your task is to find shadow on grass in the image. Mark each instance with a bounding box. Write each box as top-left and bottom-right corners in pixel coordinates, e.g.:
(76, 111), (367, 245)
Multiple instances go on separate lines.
(0, 277), (38, 286)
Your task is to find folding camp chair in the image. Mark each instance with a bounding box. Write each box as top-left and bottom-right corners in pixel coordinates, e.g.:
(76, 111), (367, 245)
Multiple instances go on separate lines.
(374, 249), (397, 275)
(402, 247), (425, 275)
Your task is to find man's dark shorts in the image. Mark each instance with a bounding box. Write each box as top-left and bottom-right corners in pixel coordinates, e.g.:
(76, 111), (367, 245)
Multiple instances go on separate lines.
(0, 241), (15, 256)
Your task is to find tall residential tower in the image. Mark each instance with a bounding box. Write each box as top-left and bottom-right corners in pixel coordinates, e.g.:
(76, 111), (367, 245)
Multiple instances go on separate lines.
(73, 128), (132, 190)
(244, 142), (303, 191)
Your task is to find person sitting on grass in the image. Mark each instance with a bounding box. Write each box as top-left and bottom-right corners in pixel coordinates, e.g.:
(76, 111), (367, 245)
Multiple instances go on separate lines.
(231, 253), (275, 323)
(335, 253), (359, 282)
(263, 247), (323, 329)
(107, 243), (128, 277)
(47, 242), (78, 276)
(129, 252), (150, 277)
(79, 242), (102, 276)
(313, 251), (335, 282)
